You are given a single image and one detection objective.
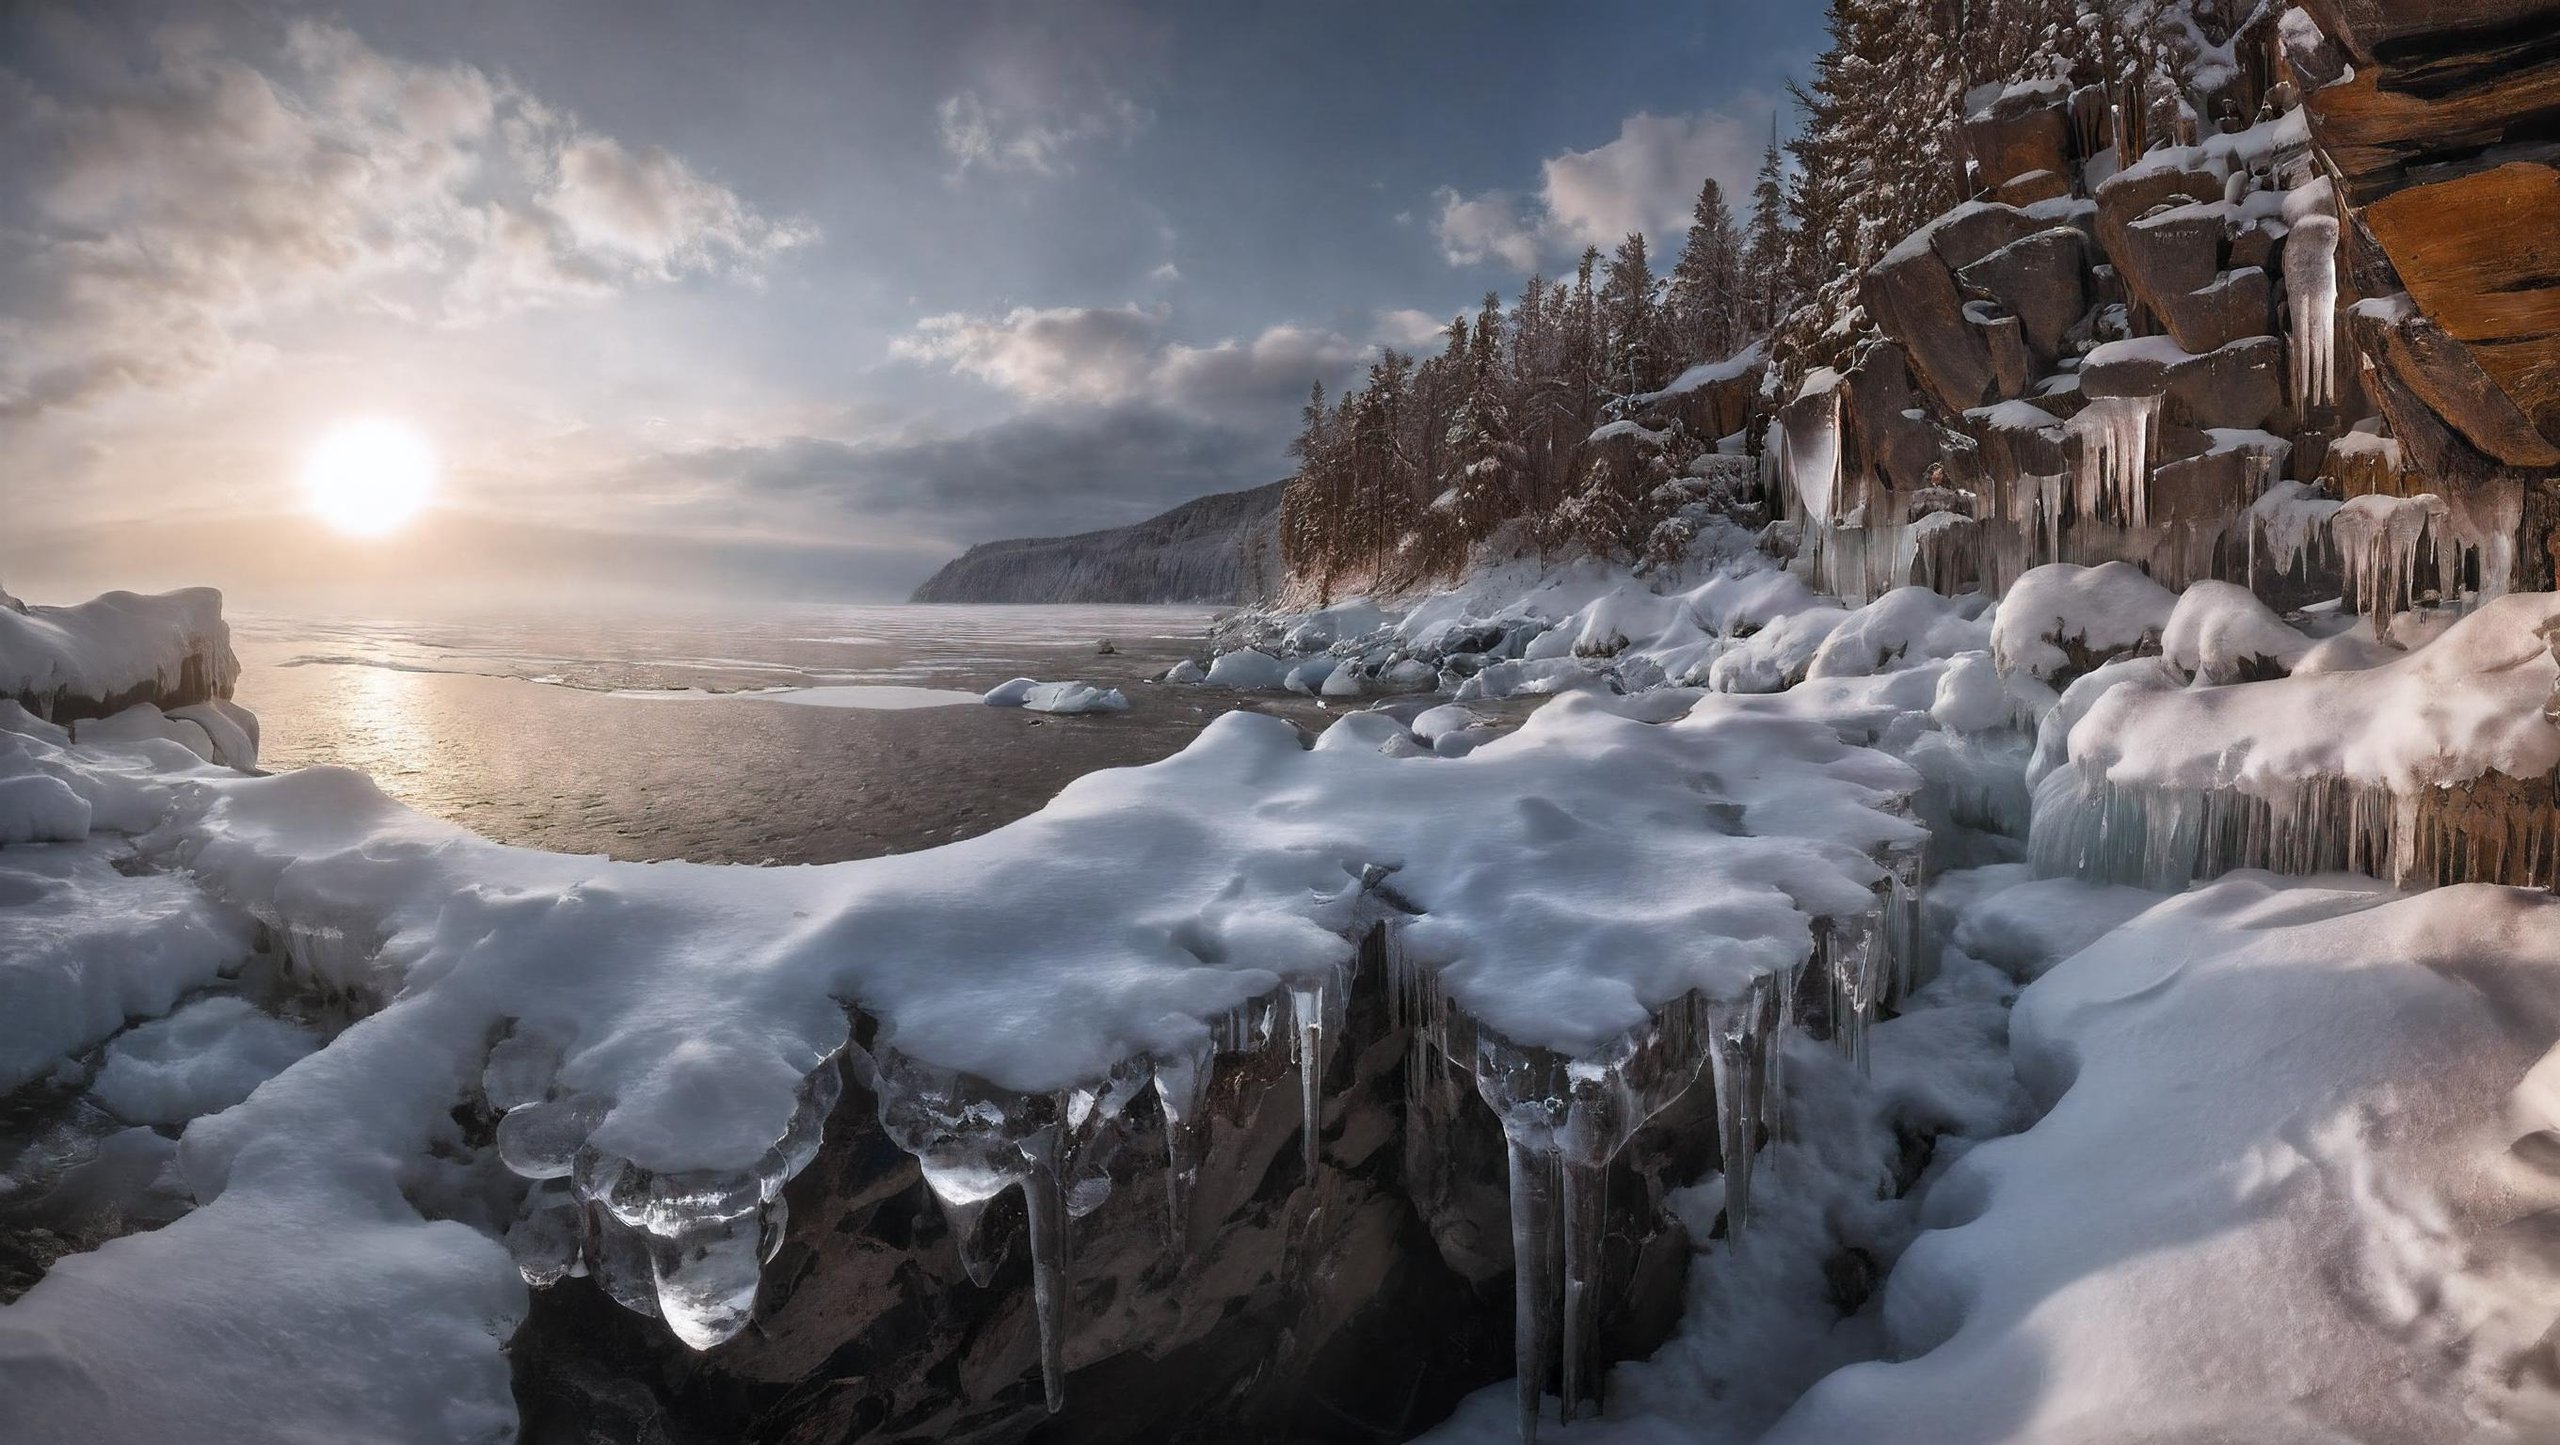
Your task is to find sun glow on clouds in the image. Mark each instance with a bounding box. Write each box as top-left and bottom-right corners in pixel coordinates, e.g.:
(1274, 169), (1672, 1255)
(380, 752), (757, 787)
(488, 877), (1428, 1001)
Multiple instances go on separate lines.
(302, 420), (437, 537)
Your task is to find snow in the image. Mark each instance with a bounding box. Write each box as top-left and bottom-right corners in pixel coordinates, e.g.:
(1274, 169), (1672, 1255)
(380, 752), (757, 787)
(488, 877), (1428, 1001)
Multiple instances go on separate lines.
(2160, 579), (2312, 683)
(72, 703), (216, 763)
(1202, 648), (1290, 688)
(1989, 562), (2179, 706)
(0, 773), (91, 844)
(1021, 681), (1132, 715)
(0, 588), (237, 719)
(1637, 339), (1768, 404)
(89, 996), (321, 1126)
(0, 840), (254, 1092)
(2071, 592), (2560, 798)
(1767, 877), (2560, 1445)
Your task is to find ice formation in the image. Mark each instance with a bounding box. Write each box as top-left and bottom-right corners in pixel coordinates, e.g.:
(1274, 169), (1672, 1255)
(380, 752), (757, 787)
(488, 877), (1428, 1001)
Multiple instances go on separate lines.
(2032, 594), (2560, 890)
(2284, 180), (2341, 414)
(2066, 394), (2158, 530)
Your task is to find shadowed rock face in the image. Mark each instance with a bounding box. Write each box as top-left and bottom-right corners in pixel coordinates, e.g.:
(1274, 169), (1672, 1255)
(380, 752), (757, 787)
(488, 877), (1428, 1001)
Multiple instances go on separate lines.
(511, 932), (1715, 1444)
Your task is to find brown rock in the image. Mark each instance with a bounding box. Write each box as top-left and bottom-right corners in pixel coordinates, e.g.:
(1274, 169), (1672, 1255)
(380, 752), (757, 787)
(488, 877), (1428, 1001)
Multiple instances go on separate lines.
(2348, 299), (2560, 469)
(1962, 93), (2072, 191)
(2150, 445), (2270, 524)
(1991, 170), (2073, 208)
(1958, 227), (2090, 360)
(1928, 203), (2049, 272)
(2364, 163), (2560, 447)
(1861, 242), (1995, 412)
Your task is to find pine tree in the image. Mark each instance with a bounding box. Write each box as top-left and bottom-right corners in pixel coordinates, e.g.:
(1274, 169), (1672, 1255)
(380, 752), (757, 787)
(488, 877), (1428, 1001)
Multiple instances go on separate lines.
(1667, 177), (1744, 364)
(1599, 232), (1666, 399)
(1743, 125), (1793, 334)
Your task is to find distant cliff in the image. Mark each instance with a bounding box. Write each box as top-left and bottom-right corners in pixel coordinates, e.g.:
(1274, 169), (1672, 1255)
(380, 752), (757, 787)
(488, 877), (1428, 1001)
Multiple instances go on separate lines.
(910, 481), (1287, 604)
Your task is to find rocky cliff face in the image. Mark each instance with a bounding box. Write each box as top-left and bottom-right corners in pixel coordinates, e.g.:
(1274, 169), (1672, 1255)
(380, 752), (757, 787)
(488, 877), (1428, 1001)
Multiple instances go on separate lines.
(1775, 1), (2557, 621)
(911, 483), (1286, 605)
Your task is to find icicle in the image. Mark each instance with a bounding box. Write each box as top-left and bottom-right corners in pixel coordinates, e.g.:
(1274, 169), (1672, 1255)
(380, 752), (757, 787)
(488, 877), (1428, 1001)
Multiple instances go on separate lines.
(1152, 1039), (1216, 1254)
(2287, 212), (2341, 414)
(2069, 395), (2158, 529)
(1290, 978), (1329, 1178)
(1706, 975), (1780, 1236)
(1782, 384), (1844, 531)
(1474, 1039), (1568, 1445)
(1019, 1124), (1071, 1413)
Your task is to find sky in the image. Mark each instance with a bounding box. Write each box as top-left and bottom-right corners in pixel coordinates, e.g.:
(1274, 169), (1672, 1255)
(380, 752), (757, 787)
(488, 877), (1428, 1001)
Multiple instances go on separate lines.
(0, 0), (1823, 609)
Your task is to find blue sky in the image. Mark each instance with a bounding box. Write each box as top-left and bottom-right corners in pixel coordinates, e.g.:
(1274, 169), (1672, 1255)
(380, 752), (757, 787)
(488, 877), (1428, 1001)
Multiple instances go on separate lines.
(0, 0), (1822, 605)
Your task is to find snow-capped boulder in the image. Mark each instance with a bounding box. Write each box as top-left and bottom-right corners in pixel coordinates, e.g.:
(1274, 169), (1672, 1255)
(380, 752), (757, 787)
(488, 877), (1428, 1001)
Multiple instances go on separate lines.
(1204, 649), (1289, 689)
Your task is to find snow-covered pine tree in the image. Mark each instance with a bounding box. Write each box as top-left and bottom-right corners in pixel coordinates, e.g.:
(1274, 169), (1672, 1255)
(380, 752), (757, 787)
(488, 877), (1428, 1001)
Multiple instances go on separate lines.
(1744, 125), (1795, 335)
(1599, 232), (1667, 401)
(1667, 178), (1745, 364)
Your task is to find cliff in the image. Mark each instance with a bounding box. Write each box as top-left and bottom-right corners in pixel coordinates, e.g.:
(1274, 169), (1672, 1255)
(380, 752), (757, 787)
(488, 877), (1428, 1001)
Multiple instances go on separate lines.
(910, 482), (1286, 605)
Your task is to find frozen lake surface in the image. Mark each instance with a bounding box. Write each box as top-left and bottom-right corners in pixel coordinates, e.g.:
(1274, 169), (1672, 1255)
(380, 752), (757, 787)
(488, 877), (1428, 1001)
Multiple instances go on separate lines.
(231, 603), (1268, 864)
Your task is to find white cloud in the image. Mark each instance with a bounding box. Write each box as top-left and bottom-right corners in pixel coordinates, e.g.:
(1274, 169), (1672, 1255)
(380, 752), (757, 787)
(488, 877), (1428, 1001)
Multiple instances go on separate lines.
(1374, 307), (1452, 349)
(936, 87), (1148, 177)
(1431, 107), (1765, 271)
(1432, 187), (1542, 271)
(893, 304), (1387, 419)
(0, 14), (814, 419)
(892, 303), (1169, 404)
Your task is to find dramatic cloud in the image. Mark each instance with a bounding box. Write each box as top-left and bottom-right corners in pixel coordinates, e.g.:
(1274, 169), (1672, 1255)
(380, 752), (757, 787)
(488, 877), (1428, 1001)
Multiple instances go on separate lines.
(0, 12), (812, 419)
(892, 305), (1376, 419)
(1431, 108), (1765, 270)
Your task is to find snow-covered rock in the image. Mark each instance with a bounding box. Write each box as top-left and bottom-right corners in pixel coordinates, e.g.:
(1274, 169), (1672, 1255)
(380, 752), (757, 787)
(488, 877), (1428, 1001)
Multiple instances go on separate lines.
(1203, 648), (1289, 689)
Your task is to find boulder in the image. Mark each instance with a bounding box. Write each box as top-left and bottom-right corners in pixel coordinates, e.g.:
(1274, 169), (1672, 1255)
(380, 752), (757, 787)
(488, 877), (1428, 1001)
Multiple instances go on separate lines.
(2348, 299), (2560, 470)
(2150, 445), (2270, 524)
(2080, 335), (2286, 434)
(1959, 227), (2090, 360)
(1991, 169), (2073, 208)
(1963, 91), (2073, 191)
(1862, 240), (1996, 412)
(2293, 0), (2560, 72)
(1927, 202), (2049, 272)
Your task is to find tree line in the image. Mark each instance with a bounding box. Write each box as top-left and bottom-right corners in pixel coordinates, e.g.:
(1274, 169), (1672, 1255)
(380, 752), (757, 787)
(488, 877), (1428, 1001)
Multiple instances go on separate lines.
(1280, 0), (2218, 597)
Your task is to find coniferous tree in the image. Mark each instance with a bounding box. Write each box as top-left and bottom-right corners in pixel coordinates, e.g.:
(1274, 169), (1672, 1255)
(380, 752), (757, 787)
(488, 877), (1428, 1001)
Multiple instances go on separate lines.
(1599, 232), (1667, 400)
(1667, 178), (1744, 363)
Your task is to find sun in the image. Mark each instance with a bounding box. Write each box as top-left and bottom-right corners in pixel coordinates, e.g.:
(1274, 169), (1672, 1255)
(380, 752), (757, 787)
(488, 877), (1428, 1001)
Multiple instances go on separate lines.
(302, 419), (436, 537)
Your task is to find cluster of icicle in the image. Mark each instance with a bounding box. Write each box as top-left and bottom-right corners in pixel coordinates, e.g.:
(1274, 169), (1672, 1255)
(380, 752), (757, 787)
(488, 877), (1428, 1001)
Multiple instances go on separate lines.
(2246, 478), (2521, 620)
(2030, 765), (2560, 895)
(2068, 394), (2160, 530)
(492, 1026), (842, 1350)
(566, 845), (1928, 1443)
(1385, 845), (1924, 1443)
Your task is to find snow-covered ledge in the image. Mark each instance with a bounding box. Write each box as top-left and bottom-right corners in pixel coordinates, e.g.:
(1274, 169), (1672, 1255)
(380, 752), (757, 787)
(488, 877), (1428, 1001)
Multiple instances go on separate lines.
(3, 587), (1927, 1443)
(0, 584), (247, 753)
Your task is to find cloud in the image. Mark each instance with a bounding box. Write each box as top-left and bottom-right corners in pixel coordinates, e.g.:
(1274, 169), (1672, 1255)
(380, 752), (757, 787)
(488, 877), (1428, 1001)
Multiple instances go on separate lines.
(892, 303), (1171, 404)
(1374, 307), (1452, 348)
(892, 304), (1377, 419)
(936, 87), (1149, 176)
(0, 10), (813, 419)
(1431, 107), (1764, 270)
(1431, 187), (1542, 271)
(620, 403), (1272, 547)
